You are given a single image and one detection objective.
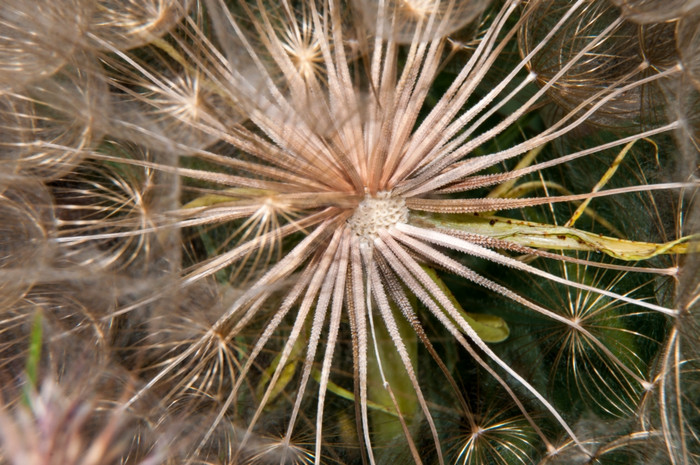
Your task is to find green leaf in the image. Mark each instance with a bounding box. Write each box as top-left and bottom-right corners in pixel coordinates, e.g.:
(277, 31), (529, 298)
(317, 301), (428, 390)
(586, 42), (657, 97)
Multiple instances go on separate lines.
(255, 333), (306, 404)
(26, 310), (42, 388)
(413, 213), (694, 260)
(311, 370), (398, 416)
(367, 299), (419, 442)
(22, 309), (43, 407)
(422, 266), (510, 343)
(182, 188), (272, 209)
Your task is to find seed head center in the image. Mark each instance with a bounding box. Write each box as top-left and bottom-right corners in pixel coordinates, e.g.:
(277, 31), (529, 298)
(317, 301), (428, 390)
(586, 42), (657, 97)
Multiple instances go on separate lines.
(347, 192), (408, 243)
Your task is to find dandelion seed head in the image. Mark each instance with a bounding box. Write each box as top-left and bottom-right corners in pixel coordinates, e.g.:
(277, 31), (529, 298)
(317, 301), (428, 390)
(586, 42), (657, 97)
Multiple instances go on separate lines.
(2, 0), (696, 462)
(346, 192), (408, 245)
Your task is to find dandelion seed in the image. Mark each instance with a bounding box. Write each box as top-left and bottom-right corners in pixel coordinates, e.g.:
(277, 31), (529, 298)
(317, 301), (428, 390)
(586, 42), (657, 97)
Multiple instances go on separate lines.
(451, 405), (536, 465)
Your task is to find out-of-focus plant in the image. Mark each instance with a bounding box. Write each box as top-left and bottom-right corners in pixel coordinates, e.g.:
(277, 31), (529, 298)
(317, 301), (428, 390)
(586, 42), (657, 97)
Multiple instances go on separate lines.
(0, 0), (698, 464)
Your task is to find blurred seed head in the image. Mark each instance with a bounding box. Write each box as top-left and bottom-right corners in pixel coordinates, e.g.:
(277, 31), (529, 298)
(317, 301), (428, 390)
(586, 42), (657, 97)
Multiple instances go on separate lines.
(677, 7), (700, 92)
(609, 0), (700, 23)
(52, 150), (163, 271)
(541, 427), (668, 464)
(355, 0), (491, 43)
(0, 179), (55, 312)
(0, 377), (167, 465)
(90, 0), (193, 51)
(0, 0), (89, 92)
(519, 0), (676, 129)
(0, 57), (109, 180)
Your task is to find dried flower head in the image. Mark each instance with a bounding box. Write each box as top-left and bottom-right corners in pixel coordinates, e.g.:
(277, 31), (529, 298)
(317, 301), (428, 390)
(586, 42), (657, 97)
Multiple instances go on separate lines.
(0, 0), (698, 463)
